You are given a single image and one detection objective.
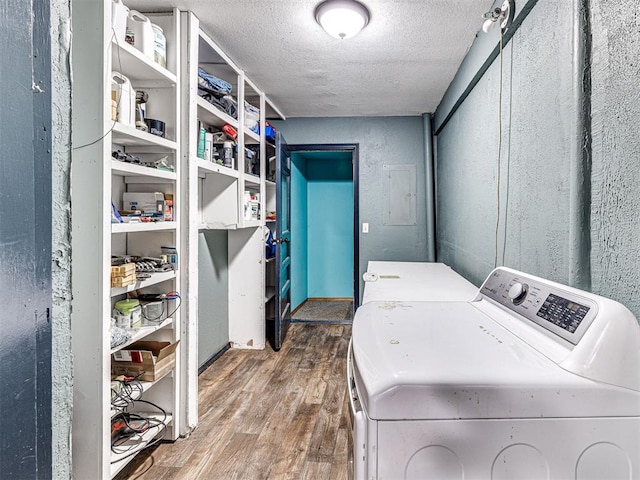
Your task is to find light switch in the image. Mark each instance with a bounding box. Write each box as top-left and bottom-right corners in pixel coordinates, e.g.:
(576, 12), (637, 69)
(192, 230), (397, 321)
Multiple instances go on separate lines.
(362, 222), (369, 234)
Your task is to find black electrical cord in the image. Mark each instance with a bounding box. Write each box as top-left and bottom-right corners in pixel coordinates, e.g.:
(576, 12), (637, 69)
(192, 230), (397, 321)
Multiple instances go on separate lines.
(73, 29), (122, 152)
(111, 378), (144, 412)
(110, 398), (168, 462)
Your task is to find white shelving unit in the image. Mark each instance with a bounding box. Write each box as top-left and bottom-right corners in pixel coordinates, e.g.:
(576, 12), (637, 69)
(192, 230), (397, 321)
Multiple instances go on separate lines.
(71, 4), (182, 478)
(72, 4), (285, 475)
(180, 12), (285, 428)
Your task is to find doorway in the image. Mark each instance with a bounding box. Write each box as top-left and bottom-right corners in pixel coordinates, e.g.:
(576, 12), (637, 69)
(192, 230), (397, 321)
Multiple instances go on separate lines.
(287, 145), (359, 324)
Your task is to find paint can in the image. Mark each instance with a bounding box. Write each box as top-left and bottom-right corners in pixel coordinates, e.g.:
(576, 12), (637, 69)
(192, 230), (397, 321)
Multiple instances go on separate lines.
(141, 300), (166, 325)
(144, 118), (165, 137)
(114, 299), (142, 329)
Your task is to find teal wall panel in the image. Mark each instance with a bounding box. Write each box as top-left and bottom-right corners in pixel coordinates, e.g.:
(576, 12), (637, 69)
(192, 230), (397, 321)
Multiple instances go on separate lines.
(291, 153), (308, 310)
(307, 157), (354, 298)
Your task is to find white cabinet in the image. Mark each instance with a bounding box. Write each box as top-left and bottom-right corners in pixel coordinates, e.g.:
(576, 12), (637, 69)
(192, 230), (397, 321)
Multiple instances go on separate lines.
(71, 4), (182, 478)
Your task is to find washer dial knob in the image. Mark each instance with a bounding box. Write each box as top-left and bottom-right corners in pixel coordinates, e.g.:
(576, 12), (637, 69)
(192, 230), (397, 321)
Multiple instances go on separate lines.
(508, 282), (528, 305)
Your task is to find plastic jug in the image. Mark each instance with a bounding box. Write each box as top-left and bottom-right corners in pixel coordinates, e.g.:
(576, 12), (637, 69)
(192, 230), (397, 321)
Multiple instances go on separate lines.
(126, 10), (154, 59)
(111, 72), (136, 126)
(111, 0), (129, 44)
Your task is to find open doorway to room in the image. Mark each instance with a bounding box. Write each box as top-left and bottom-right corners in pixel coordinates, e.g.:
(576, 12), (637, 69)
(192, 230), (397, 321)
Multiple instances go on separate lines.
(287, 145), (359, 324)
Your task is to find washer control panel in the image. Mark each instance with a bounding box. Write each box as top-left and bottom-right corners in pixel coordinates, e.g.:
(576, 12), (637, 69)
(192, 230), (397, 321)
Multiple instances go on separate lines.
(480, 268), (598, 345)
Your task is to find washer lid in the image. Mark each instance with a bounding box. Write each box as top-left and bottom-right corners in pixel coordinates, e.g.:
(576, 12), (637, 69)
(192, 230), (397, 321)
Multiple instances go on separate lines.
(352, 301), (640, 420)
(362, 262), (478, 304)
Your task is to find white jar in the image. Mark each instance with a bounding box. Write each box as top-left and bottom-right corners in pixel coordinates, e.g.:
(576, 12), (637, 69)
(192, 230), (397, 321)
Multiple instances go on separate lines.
(151, 24), (166, 68)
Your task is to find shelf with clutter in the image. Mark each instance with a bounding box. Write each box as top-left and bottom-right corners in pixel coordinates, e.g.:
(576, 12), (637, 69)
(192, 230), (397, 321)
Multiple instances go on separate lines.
(72, 2), (183, 478)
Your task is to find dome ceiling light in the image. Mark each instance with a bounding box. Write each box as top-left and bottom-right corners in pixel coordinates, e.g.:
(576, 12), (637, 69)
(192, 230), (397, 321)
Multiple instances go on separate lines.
(315, 0), (370, 39)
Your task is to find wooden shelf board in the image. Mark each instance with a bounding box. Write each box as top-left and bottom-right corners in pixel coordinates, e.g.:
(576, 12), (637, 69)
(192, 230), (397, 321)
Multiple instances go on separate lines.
(110, 413), (173, 478)
(196, 96), (238, 129)
(244, 129), (259, 144)
(243, 174), (261, 185)
(111, 221), (177, 234)
(110, 318), (174, 354)
(196, 158), (239, 179)
(112, 122), (178, 150)
(111, 270), (177, 297)
(111, 39), (177, 85)
(111, 160), (176, 181)
(198, 222), (238, 231)
(265, 287), (276, 303)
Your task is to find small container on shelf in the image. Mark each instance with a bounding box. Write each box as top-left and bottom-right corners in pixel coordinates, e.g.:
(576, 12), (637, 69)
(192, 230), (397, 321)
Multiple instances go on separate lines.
(160, 246), (178, 268)
(152, 23), (166, 68)
(126, 10), (154, 60)
(114, 299), (142, 329)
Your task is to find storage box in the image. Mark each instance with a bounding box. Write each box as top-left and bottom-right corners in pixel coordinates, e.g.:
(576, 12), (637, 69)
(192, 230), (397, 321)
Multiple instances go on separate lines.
(123, 192), (165, 215)
(111, 340), (179, 382)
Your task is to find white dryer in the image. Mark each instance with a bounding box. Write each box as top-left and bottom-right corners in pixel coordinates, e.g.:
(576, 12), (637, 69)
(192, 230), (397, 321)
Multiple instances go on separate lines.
(348, 267), (640, 479)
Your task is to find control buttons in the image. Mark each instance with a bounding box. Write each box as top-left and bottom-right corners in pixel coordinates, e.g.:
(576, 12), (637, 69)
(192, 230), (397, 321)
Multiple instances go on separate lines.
(508, 282), (529, 305)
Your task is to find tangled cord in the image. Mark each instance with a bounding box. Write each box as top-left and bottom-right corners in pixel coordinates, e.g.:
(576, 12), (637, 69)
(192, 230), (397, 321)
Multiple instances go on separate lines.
(110, 376), (169, 462)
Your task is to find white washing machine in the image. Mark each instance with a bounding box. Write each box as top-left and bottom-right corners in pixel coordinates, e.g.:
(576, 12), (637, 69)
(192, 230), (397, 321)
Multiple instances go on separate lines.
(362, 262), (478, 304)
(348, 267), (640, 479)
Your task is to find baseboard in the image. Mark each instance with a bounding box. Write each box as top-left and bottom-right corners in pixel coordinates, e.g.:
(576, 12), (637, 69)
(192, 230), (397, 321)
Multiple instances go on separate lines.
(198, 342), (231, 375)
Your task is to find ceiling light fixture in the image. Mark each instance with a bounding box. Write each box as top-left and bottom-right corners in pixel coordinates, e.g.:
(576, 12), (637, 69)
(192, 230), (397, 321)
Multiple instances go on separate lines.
(482, 0), (515, 33)
(315, 0), (370, 39)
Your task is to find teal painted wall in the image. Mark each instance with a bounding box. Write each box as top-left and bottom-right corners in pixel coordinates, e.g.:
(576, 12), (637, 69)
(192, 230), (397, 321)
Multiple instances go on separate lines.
(291, 151), (354, 308)
(272, 117), (428, 302)
(291, 154), (308, 310)
(307, 156), (354, 298)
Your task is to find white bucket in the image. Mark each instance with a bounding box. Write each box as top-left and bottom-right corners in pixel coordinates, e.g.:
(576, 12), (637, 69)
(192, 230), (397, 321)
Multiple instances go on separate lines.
(111, 72), (136, 126)
(126, 10), (154, 59)
(111, 0), (129, 44)
(152, 24), (167, 68)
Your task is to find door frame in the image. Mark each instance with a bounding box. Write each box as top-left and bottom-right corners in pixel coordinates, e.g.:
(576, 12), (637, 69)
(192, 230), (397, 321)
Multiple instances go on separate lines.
(287, 143), (360, 310)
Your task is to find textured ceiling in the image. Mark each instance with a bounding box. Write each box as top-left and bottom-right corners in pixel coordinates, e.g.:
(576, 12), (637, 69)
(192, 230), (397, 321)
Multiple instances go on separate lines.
(127, 0), (493, 118)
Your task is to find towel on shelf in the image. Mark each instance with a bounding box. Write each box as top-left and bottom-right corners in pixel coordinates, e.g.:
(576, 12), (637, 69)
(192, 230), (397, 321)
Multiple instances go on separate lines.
(198, 68), (232, 95)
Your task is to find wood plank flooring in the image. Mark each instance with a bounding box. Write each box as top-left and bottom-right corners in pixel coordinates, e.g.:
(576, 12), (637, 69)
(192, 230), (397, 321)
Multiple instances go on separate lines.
(116, 323), (352, 480)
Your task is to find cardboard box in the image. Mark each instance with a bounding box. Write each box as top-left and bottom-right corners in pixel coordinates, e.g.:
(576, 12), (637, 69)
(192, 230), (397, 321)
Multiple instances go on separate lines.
(123, 192), (165, 215)
(111, 340), (179, 382)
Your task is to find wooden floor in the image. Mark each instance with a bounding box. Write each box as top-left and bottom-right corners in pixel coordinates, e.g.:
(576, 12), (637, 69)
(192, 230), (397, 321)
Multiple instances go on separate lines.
(116, 323), (352, 480)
